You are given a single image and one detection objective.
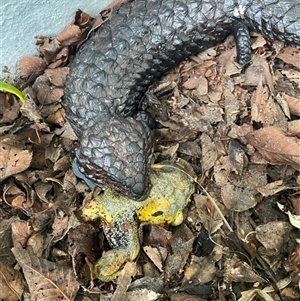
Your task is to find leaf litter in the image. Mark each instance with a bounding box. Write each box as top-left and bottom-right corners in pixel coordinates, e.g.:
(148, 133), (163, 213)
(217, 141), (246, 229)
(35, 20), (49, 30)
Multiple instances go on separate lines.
(0, 2), (300, 300)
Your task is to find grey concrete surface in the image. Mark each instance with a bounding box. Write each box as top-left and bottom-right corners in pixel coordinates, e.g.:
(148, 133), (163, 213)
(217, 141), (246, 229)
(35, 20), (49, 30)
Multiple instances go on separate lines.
(0, 0), (112, 78)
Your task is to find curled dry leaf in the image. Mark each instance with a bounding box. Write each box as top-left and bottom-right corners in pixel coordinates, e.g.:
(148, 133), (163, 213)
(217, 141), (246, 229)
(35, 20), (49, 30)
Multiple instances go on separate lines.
(18, 56), (47, 78)
(11, 220), (32, 247)
(140, 223), (172, 253)
(56, 10), (93, 47)
(0, 140), (32, 181)
(37, 37), (62, 64)
(245, 126), (300, 171)
(0, 92), (21, 124)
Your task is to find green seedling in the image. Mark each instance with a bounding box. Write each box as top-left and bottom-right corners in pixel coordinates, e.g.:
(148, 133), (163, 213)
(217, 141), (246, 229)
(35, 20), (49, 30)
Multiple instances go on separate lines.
(0, 81), (25, 102)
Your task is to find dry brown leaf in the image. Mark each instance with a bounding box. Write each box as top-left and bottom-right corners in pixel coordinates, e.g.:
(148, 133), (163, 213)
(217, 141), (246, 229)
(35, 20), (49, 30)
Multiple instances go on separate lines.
(46, 107), (65, 126)
(255, 221), (292, 252)
(290, 195), (300, 215)
(0, 93), (21, 124)
(126, 288), (162, 301)
(200, 133), (218, 175)
(281, 92), (300, 116)
(37, 37), (62, 64)
(143, 246), (164, 272)
(48, 46), (70, 68)
(276, 46), (300, 69)
(228, 140), (247, 174)
(183, 246), (222, 286)
(20, 92), (43, 122)
(56, 10), (93, 47)
(170, 292), (206, 301)
(250, 80), (277, 125)
(112, 262), (137, 301)
(0, 261), (24, 301)
(34, 74), (64, 105)
(287, 120), (300, 136)
(12, 246), (80, 301)
(0, 140), (32, 181)
(256, 180), (291, 197)
(245, 126), (300, 170)
(221, 182), (258, 211)
(223, 255), (266, 283)
(18, 56), (47, 78)
(163, 224), (194, 280)
(243, 56), (274, 93)
(140, 223), (172, 253)
(281, 69), (300, 87)
(45, 67), (69, 87)
(11, 220), (32, 247)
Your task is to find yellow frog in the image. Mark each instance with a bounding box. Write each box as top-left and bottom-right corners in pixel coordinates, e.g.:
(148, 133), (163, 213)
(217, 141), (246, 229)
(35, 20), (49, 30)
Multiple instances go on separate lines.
(82, 163), (195, 281)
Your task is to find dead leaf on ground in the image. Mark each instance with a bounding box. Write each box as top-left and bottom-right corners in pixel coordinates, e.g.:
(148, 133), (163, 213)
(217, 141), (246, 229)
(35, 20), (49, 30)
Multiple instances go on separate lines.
(245, 126), (300, 170)
(170, 293), (206, 301)
(183, 245), (222, 286)
(18, 56), (47, 78)
(281, 92), (300, 116)
(0, 139), (32, 181)
(276, 46), (300, 69)
(112, 262), (138, 301)
(281, 69), (300, 88)
(250, 80), (277, 125)
(255, 221), (292, 252)
(56, 10), (93, 47)
(12, 246), (80, 301)
(0, 261), (24, 301)
(45, 67), (69, 87)
(223, 255), (266, 283)
(11, 220), (32, 247)
(0, 92), (21, 124)
(243, 56), (274, 93)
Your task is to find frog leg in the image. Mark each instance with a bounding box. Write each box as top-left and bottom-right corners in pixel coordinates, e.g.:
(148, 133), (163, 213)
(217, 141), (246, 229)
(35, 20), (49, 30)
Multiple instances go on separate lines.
(93, 211), (140, 281)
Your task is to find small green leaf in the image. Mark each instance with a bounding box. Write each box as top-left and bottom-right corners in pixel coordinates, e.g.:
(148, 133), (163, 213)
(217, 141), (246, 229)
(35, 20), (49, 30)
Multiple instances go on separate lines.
(0, 81), (25, 102)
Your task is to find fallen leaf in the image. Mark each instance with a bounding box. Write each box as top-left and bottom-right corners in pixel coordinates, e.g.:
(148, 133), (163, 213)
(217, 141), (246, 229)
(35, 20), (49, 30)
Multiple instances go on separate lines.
(0, 261), (24, 301)
(11, 220), (32, 247)
(0, 140), (32, 181)
(276, 46), (300, 69)
(12, 246), (80, 301)
(18, 56), (47, 78)
(56, 10), (93, 47)
(281, 92), (300, 116)
(255, 221), (292, 251)
(245, 126), (300, 170)
(243, 56), (274, 94)
(221, 182), (258, 211)
(112, 262), (137, 301)
(250, 80), (277, 125)
(281, 69), (300, 88)
(45, 67), (69, 87)
(0, 92), (21, 124)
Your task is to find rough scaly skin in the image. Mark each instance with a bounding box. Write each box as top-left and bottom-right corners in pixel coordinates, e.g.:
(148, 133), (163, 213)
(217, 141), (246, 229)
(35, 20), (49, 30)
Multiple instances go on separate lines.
(64, 0), (300, 200)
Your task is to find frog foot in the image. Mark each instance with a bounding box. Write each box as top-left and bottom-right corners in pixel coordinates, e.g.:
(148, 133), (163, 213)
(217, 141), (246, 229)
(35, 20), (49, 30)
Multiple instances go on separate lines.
(93, 248), (136, 282)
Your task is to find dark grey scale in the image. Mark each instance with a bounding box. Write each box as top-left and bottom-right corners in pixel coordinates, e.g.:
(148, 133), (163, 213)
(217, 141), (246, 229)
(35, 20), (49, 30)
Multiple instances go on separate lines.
(64, 0), (300, 200)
